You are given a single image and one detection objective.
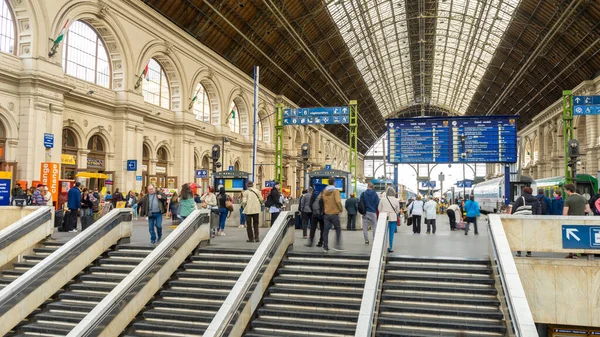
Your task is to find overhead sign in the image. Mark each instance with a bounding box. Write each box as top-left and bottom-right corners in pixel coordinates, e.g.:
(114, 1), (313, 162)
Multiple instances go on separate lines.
(325, 165), (331, 170)
(420, 181), (436, 188)
(456, 180), (473, 188)
(43, 133), (54, 148)
(126, 160), (137, 171)
(283, 106), (349, 126)
(573, 96), (600, 115)
(0, 172), (11, 206)
(562, 225), (600, 249)
(195, 169), (208, 179)
(387, 116), (518, 164)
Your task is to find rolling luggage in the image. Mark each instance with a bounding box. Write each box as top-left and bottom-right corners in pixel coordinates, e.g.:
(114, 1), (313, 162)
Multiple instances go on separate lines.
(81, 214), (94, 231)
(457, 220), (466, 230)
(54, 210), (65, 228)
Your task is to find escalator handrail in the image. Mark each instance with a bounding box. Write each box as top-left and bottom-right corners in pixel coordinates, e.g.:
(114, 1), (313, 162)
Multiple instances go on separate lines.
(487, 215), (538, 337)
(203, 211), (294, 337)
(355, 213), (389, 337)
(0, 208), (131, 317)
(0, 206), (53, 251)
(67, 209), (210, 337)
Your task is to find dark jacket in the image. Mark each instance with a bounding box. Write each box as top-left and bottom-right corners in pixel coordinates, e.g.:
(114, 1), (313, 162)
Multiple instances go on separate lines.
(81, 194), (93, 209)
(551, 196), (564, 215)
(139, 192), (167, 216)
(536, 193), (552, 215)
(300, 191), (313, 213)
(511, 192), (541, 215)
(67, 187), (81, 210)
(266, 188), (282, 208)
(345, 197), (358, 215)
(361, 189), (380, 213)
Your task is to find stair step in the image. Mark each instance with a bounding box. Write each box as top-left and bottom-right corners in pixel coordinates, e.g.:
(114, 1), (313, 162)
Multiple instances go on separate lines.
(131, 321), (204, 337)
(69, 282), (116, 292)
(257, 307), (358, 322)
(46, 301), (96, 314)
(151, 299), (222, 312)
(183, 262), (247, 271)
(262, 297), (362, 310)
(107, 250), (151, 258)
(283, 259), (369, 269)
(386, 264), (492, 275)
(34, 311), (86, 324)
(278, 268), (367, 278)
(160, 289), (229, 301)
(385, 273), (494, 284)
(142, 309), (215, 323)
(376, 327), (504, 337)
(274, 275), (365, 287)
(377, 315), (506, 333)
(79, 274), (126, 284)
(19, 322), (72, 335)
(22, 255), (46, 262)
(287, 251), (370, 261)
(381, 292), (500, 306)
(167, 280), (238, 290)
(176, 271), (242, 280)
(98, 258), (142, 266)
(251, 318), (356, 335)
(190, 255), (252, 262)
(383, 282), (497, 295)
(268, 285), (363, 298)
(89, 266), (136, 275)
(379, 303), (504, 319)
(58, 291), (106, 303)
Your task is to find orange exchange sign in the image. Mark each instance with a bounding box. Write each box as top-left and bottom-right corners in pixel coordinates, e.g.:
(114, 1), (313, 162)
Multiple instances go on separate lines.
(40, 162), (60, 202)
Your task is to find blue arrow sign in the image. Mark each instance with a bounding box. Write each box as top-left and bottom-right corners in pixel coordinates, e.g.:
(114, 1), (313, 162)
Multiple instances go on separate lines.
(283, 106), (349, 126)
(126, 160), (137, 171)
(325, 165), (331, 170)
(562, 225), (600, 249)
(573, 96), (600, 116)
(195, 169), (208, 178)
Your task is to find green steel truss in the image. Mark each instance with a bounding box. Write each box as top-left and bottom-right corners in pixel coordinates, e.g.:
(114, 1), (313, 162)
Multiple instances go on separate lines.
(349, 100), (358, 193)
(563, 90), (574, 184)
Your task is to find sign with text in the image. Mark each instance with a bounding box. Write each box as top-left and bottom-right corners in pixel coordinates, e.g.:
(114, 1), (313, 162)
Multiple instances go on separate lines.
(40, 162), (60, 202)
(573, 96), (600, 115)
(43, 133), (54, 148)
(195, 169), (208, 179)
(562, 225), (600, 249)
(0, 171), (12, 206)
(283, 106), (349, 126)
(136, 176), (142, 181)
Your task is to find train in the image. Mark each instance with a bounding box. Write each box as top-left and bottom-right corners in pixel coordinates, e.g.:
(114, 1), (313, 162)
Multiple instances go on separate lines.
(350, 179), (417, 201)
(535, 174), (598, 201)
(472, 176), (535, 214)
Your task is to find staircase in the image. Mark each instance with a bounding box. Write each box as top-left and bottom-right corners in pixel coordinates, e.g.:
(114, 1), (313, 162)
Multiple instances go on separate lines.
(0, 240), (65, 290)
(244, 251), (369, 337)
(11, 244), (154, 337)
(376, 256), (506, 337)
(123, 248), (255, 337)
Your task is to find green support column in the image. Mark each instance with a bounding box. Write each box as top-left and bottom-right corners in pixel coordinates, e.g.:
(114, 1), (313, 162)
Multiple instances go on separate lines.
(563, 90), (574, 184)
(349, 100), (358, 193)
(275, 103), (284, 184)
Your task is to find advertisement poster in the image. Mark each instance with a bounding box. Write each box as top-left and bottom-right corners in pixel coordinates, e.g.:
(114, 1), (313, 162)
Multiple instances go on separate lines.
(0, 171), (12, 206)
(40, 162), (60, 202)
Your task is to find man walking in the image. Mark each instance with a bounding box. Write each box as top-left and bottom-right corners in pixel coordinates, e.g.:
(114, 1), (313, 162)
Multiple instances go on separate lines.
(266, 182), (283, 225)
(322, 178), (344, 252)
(464, 195), (480, 236)
(424, 197), (438, 234)
(139, 184), (167, 244)
(345, 193), (358, 230)
(242, 181), (263, 242)
(299, 187), (313, 238)
(361, 183), (380, 244)
(66, 182), (81, 233)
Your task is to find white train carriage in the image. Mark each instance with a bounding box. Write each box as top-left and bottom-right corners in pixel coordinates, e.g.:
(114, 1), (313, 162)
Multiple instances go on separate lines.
(472, 176), (536, 213)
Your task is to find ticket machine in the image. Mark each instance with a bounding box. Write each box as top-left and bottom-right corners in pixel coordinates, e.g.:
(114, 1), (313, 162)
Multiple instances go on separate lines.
(308, 169), (351, 199)
(213, 170), (250, 193)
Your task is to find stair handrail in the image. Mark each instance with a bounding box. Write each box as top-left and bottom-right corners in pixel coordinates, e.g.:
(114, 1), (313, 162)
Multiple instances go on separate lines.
(355, 213), (389, 337)
(203, 211), (294, 337)
(487, 215), (538, 337)
(66, 209), (210, 337)
(0, 206), (53, 252)
(0, 208), (132, 329)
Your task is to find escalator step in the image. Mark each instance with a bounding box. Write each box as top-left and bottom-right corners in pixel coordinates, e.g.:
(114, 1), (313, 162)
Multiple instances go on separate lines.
(19, 322), (72, 335)
(251, 318), (356, 335)
(131, 321), (205, 336)
(379, 303), (504, 319)
(383, 282), (497, 295)
(377, 315), (506, 333)
(381, 292), (500, 306)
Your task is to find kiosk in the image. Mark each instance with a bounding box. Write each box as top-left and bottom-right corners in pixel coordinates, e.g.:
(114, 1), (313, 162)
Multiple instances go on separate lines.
(213, 170), (250, 193)
(308, 169), (351, 199)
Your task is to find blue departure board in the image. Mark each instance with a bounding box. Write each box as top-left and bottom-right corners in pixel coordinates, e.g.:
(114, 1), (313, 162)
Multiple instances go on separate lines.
(387, 116), (518, 164)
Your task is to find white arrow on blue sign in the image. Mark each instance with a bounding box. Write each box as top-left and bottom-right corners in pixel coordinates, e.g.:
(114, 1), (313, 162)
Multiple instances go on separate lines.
(126, 160), (137, 171)
(562, 225), (600, 249)
(195, 169), (208, 179)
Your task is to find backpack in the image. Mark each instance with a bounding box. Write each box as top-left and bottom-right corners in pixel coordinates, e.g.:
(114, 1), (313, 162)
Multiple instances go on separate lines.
(312, 196), (324, 217)
(594, 198), (600, 215)
(538, 196), (548, 215)
(358, 194), (366, 215)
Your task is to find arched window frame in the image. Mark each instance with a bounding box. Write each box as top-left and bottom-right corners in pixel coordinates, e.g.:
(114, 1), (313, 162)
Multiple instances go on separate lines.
(0, 0), (16, 55)
(62, 20), (111, 88)
(228, 101), (240, 134)
(143, 58), (170, 109)
(193, 83), (211, 123)
(257, 120), (263, 142)
(87, 135), (105, 154)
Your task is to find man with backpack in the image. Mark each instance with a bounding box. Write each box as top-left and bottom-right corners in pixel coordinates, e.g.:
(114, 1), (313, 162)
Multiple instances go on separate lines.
(299, 187), (313, 238)
(306, 193), (324, 247)
(536, 189), (552, 215)
(360, 183), (380, 245)
(588, 188), (600, 216)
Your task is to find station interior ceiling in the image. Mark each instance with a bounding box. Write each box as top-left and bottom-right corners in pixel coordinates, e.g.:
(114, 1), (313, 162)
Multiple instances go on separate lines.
(142, 0), (600, 153)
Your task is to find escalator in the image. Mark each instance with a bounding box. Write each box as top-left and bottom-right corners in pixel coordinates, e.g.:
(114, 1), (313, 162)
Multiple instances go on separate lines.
(375, 256), (506, 336)
(10, 244), (154, 337)
(0, 240), (64, 290)
(244, 251), (370, 337)
(123, 248), (254, 337)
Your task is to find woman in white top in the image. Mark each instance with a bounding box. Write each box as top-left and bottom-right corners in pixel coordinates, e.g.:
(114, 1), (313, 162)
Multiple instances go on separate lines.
(423, 197), (438, 234)
(408, 195), (424, 234)
(378, 187), (401, 253)
(43, 187), (53, 206)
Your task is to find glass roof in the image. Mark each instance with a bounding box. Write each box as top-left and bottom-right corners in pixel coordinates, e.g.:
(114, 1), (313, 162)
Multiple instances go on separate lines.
(327, 0), (520, 117)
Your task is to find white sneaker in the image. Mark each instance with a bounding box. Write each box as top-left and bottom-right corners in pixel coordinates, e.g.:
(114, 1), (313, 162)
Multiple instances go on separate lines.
(221, 232), (226, 236)
(69, 229), (78, 233)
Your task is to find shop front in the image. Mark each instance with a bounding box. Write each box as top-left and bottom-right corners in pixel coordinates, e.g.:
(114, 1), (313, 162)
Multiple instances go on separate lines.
(82, 135), (114, 191)
(61, 129), (78, 180)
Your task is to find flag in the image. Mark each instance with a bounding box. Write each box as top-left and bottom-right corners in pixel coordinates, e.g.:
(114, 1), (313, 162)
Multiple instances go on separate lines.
(53, 19), (69, 44)
(231, 109), (236, 119)
(142, 62), (150, 81)
(189, 86), (202, 109)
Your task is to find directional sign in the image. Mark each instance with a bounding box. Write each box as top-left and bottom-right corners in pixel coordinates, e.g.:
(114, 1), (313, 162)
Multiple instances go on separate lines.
(195, 169), (208, 179)
(562, 225), (600, 249)
(420, 181), (436, 188)
(43, 133), (54, 149)
(265, 181), (276, 188)
(325, 165), (332, 170)
(573, 96), (600, 116)
(387, 116), (518, 164)
(456, 180), (473, 188)
(126, 160), (137, 171)
(228, 166), (234, 171)
(283, 106), (349, 126)
(135, 176), (142, 181)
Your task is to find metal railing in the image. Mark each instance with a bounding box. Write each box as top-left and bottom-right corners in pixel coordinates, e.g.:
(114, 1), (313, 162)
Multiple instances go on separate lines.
(203, 211), (294, 337)
(487, 215), (538, 337)
(355, 213), (389, 337)
(67, 209), (210, 337)
(0, 206), (52, 251)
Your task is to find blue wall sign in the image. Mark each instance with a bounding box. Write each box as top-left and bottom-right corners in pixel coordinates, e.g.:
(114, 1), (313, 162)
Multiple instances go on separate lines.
(0, 178), (10, 206)
(325, 165), (331, 170)
(387, 116), (518, 164)
(43, 133), (54, 149)
(126, 160), (137, 171)
(135, 176), (142, 181)
(573, 96), (600, 116)
(283, 106), (349, 126)
(195, 169), (208, 179)
(265, 181), (275, 188)
(562, 225), (600, 249)
(228, 166), (234, 171)
(456, 180), (473, 188)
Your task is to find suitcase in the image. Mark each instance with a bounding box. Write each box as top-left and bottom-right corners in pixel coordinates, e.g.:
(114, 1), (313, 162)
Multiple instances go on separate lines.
(54, 210), (65, 228)
(457, 220), (466, 230)
(81, 215), (95, 231)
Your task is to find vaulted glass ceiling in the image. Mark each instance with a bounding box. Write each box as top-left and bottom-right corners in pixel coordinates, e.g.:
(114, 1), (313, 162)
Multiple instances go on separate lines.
(327, 0), (521, 117)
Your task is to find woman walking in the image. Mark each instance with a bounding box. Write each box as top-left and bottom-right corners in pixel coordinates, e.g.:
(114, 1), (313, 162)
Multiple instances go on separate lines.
(169, 191), (180, 223)
(409, 195), (424, 234)
(378, 188), (401, 252)
(216, 187), (231, 236)
(179, 183), (197, 220)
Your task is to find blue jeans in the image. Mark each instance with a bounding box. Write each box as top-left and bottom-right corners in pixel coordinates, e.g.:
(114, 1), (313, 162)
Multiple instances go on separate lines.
(132, 204), (138, 218)
(388, 221), (397, 249)
(240, 208), (246, 225)
(148, 212), (163, 243)
(218, 208), (228, 231)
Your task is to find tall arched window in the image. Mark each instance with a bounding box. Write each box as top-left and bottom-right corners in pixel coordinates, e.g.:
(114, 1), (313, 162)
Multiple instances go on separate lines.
(143, 59), (170, 109)
(0, 0), (15, 54)
(257, 120), (263, 142)
(62, 21), (110, 88)
(193, 83), (211, 123)
(228, 101), (240, 134)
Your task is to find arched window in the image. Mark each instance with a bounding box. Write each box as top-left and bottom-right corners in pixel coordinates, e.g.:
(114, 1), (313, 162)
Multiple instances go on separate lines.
(143, 58), (170, 109)
(0, 0), (15, 54)
(62, 129), (77, 148)
(228, 101), (240, 134)
(257, 120), (263, 142)
(157, 147), (168, 162)
(87, 135), (105, 153)
(193, 83), (211, 123)
(62, 21), (110, 88)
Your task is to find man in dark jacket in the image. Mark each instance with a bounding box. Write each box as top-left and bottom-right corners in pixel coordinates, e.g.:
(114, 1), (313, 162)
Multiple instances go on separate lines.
(345, 193), (358, 230)
(139, 184), (167, 244)
(300, 187), (313, 238)
(536, 189), (552, 215)
(266, 182), (283, 225)
(513, 186), (540, 257)
(66, 182), (81, 232)
(361, 183), (380, 244)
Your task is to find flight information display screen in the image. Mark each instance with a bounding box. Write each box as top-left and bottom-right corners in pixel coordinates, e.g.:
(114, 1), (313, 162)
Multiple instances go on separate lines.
(387, 116), (518, 164)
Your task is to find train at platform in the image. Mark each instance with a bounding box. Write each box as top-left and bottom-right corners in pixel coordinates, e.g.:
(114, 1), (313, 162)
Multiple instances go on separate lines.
(535, 174), (598, 201)
(351, 179), (417, 201)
